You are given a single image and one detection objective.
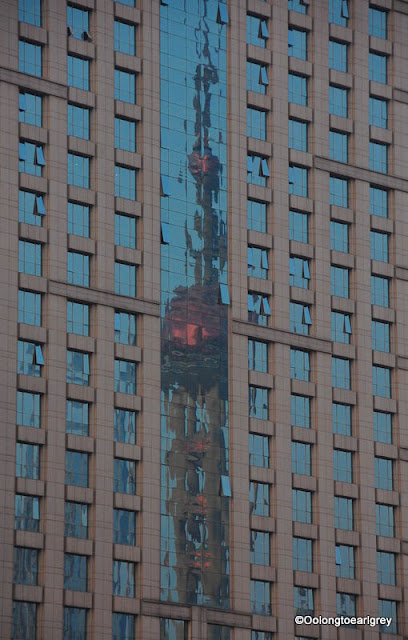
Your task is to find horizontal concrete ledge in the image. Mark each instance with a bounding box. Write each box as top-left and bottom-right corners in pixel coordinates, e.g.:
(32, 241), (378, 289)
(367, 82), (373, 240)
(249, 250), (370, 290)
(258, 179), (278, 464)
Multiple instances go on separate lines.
(394, 88), (408, 103)
(233, 320), (332, 353)
(0, 66), (68, 100)
(141, 600), (253, 629)
(314, 157), (408, 193)
(48, 280), (160, 317)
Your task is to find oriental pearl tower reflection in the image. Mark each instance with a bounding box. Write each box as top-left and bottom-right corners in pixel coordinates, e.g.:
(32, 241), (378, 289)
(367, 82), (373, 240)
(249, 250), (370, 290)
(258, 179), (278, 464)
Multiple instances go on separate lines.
(160, 4), (229, 609)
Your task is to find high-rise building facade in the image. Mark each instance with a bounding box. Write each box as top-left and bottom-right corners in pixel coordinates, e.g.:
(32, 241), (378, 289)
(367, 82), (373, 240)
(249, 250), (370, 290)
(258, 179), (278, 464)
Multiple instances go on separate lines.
(1, 0), (408, 638)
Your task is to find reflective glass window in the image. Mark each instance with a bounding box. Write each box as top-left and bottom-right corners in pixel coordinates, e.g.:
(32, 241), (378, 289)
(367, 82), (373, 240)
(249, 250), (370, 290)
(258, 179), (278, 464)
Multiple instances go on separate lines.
(12, 602), (36, 640)
(290, 348), (310, 381)
(337, 593), (356, 618)
(250, 580), (271, 615)
(18, 290), (41, 326)
(19, 40), (42, 77)
(292, 489), (312, 523)
(247, 155), (269, 186)
(336, 544), (354, 578)
(330, 130), (348, 163)
(19, 91), (42, 126)
(288, 73), (307, 105)
(290, 256), (310, 289)
(248, 200), (267, 233)
(376, 504), (394, 537)
(370, 231), (389, 262)
(160, 619), (186, 640)
(114, 359), (136, 394)
(248, 339), (268, 372)
(19, 0), (41, 25)
(330, 176), (348, 207)
(293, 537), (312, 572)
(67, 301), (89, 336)
(331, 265), (349, 298)
(374, 411), (392, 444)
(288, 28), (307, 60)
(288, 0), (307, 13)
(331, 311), (352, 344)
(249, 482), (269, 516)
(249, 434), (269, 467)
(115, 213), (136, 248)
(68, 153), (90, 188)
(329, 86), (348, 117)
(114, 458), (136, 494)
(291, 395), (310, 429)
(290, 302), (311, 335)
(114, 20), (135, 55)
(65, 502), (88, 538)
(369, 97), (387, 128)
(68, 202), (90, 237)
(115, 69), (136, 103)
(114, 509), (136, 545)
(64, 553), (87, 591)
(15, 495), (40, 532)
(66, 400), (89, 436)
(65, 451), (88, 487)
(248, 246), (268, 279)
(334, 449), (352, 482)
(113, 560), (135, 597)
(249, 386), (268, 420)
(378, 600), (397, 634)
(292, 442), (311, 475)
(17, 391), (40, 428)
(373, 366), (391, 398)
(370, 186), (388, 217)
(114, 409), (136, 444)
(331, 220), (349, 252)
(115, 312), (136, 346)
(377, 551), (396, 585)
(289, 119), (307, 151)
(375, 457), (393, 490)
(250, 530), (270, 565)
(115, 117), (136, 152)
(67, 350), (90, 386)
(115, 165), (136, 199)
(115, 262), (136, 297)
(329, 0), (349, 26)
(247, 61), (268, 94)
(67, 55), (89, 90)
(112, 613), (135, 640)
(289, 165), (308, 197)
(333, 403), (351, 436)
(19, 189), (44, 226)
(369, 7), (387, 39)
(67, 251), (90, 287)
(371, 275), (389, 307)
(329, 40), (347, 72)
(372, 320), (390, 352)
(335, 496), (353, 530)
(64, 607), (86, 640)
(67, 5), (89, 39)
(370, 141), (388, 173)
(19, 142), (44, 176)
(247, 15), (268, 47)
(248, 293), (271, 326)
(247, 107), (266, 140)
(289, 210), (308, 243)
(294, 586), (314, 615)
(332, 357), (351, 389)
(16, 442), (40, 479)
(369, 53), (387, 84)
(68, 104), (90, 139)
(17, 340), (43, 377)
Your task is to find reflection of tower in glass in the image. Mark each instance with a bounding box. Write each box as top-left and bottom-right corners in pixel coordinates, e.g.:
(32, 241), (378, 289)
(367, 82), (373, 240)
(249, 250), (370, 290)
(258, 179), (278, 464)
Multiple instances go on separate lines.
(160, 0), (229, 608)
